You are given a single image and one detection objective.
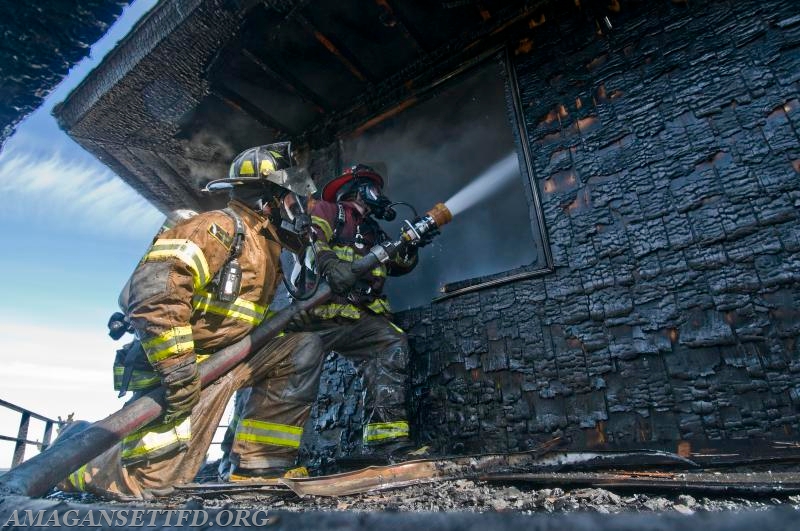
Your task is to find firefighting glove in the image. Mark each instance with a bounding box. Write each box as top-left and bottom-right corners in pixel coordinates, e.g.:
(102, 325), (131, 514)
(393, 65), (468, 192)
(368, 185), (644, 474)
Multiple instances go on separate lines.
(162, 361), (201, 424)
(397, 245), (418, 267)
(287, 309), (314, 330)
(323, 260), (359, 295)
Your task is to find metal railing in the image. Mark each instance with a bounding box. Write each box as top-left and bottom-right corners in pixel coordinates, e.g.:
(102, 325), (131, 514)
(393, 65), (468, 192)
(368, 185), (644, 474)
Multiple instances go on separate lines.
(0, 399), (64, 468)
(0, 397), (230, 472)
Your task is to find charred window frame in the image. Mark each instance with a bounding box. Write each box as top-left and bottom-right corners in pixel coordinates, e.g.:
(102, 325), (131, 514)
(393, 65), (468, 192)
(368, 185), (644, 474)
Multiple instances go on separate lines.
(339, 47), (553, 309)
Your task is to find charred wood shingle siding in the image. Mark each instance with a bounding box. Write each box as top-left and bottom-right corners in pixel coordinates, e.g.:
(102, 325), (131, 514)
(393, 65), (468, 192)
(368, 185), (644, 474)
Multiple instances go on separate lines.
(0, 1), (129, 149)
(304, 0), (800, 461)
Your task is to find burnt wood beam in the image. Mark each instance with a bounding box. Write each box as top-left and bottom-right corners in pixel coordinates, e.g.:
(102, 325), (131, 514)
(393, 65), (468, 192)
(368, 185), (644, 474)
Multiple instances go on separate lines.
(302, 0), (550, 143)
(210, 86), (294, 136)
(294, 14), (373, 84)
(441, 0), (484, 7)
(81, 139), (177, 213)
(258, 0), (313, 17)
(374, 0), (426, 54)
(255, 0), (316, 37)
(241, 48), (329, 114)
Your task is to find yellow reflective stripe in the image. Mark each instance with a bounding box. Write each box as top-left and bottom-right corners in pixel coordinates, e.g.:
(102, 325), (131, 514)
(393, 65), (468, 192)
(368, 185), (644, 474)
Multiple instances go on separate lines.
(366, 298), (390, 314)
(313, 300), (390, 318)
(145, 238), (210, 289)
(259, 159), (275, 175)
(192, 290), (268, 325)
(113, 367), (160, 391)
(234, 419), (303, 448)
(311, 216), (334, 241)
(121, 417), (191, 460)
(332, 245), (355, 262)
(389, 321), (404, 334)
(67, 464), (88, 491)
(364, 421), (409, 443)
(314, 241), (332, 253)
(113, 366), (123, 389)
(331, 246), (384, 277)
(312, 303), (361, 320)
(115, 354), (210, 392)
(141, 326), (194, 364)
(129, 374), (160, 390)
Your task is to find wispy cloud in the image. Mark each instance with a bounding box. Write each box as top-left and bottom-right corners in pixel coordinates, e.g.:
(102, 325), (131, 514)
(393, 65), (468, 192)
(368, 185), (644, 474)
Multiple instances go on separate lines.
(0, 147), (163, 239)
(0, 319), (126, 426)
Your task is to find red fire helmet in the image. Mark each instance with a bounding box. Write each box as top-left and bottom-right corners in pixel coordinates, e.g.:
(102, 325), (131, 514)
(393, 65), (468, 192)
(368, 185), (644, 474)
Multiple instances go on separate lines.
(321, 164), (384, 202)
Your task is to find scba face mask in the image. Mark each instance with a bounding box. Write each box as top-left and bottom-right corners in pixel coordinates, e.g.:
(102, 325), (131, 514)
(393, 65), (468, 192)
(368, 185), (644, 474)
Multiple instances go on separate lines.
(270, 191), (313, 255)
(357, 181), (396, 221)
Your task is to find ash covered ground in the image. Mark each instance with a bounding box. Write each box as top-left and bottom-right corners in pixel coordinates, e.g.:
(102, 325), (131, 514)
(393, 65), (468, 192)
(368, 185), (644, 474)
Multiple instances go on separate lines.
(171, 480), (800, 515)
(57, 477), (800, 516)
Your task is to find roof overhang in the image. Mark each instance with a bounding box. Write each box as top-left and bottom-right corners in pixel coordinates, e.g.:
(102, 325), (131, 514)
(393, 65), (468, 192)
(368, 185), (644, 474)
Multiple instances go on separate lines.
(54, 0), (619, 211)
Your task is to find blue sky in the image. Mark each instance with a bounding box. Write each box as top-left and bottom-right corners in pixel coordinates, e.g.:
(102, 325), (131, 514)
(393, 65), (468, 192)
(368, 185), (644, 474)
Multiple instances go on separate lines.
(0, 0), (163, 467)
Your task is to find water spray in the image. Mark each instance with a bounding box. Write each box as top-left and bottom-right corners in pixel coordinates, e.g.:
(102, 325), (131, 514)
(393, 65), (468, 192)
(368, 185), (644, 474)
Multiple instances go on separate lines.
(443, 151), (519, 217)
(354, 152), (518, 274)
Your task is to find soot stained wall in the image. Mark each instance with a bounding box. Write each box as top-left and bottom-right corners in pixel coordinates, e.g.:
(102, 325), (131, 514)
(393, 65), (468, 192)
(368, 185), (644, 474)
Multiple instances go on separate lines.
(303, 0), (800, 462)
(400, 0), (800, 452)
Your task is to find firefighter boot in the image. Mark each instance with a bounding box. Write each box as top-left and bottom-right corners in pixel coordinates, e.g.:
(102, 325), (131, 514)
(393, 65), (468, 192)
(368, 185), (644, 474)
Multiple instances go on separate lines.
(53, 420), (93, 493)
(335, 440), (431, 470)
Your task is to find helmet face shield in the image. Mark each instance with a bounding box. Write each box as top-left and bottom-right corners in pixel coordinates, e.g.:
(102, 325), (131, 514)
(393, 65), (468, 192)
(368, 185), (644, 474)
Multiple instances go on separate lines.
(360, 182), (381, 203)
(264, 166), (317, 197)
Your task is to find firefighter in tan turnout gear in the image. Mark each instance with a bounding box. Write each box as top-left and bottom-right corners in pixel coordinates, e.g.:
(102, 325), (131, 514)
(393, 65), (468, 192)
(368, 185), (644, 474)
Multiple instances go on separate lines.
(61, 143), (324, 499)
(297, 164), (425, 462)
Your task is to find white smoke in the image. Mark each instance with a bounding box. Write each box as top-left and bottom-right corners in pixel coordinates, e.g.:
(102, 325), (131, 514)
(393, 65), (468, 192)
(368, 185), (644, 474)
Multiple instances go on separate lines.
(340, 60), (538, 309)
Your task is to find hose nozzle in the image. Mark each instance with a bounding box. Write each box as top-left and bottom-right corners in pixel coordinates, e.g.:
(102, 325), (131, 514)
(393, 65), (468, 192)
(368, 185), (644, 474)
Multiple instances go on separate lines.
(361, 202), (453, 271)
(426, 203), (453, 228)
(400, 202), (453, 245)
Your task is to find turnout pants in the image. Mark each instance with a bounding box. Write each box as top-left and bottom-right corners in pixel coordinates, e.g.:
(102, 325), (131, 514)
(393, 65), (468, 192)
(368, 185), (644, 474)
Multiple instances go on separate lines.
(63, 332), (323, 500)
(306, 313), (411, 446)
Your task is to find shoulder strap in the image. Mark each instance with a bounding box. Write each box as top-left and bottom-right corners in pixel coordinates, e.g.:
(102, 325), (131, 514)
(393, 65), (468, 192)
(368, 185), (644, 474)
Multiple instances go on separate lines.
(333, 202), (347, 240)
(223, 207), (245, 259)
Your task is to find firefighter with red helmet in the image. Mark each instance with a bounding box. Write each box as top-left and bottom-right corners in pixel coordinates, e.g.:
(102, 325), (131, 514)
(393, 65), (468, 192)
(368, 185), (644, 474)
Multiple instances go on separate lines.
(299, 164), (421, 461)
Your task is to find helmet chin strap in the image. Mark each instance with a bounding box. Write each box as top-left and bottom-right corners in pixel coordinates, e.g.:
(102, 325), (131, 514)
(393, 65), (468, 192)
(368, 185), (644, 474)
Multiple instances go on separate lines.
(230, 182), (285, 212)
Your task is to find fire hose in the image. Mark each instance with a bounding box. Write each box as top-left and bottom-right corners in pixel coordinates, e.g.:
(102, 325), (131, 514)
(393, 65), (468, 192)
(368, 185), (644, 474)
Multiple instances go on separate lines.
(0, 204), (453, 498)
